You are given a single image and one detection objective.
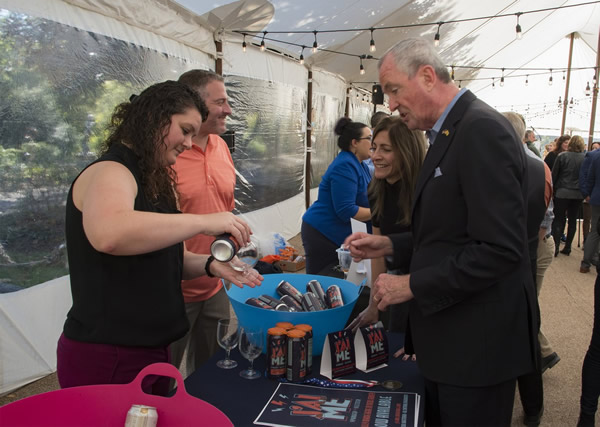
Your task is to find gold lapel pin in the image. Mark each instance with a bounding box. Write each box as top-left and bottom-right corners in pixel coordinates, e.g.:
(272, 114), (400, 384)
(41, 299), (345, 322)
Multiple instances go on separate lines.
(442, 129), (449, 136)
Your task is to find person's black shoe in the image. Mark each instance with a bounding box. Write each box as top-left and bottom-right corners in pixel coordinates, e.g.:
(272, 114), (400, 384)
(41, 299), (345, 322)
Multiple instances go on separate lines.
(542, 352), (561, 373)
(554, 246), (560, 257)
(560, 247), (571, 255)
(577, 411), (595, 427)
(523, 405), (544, 427)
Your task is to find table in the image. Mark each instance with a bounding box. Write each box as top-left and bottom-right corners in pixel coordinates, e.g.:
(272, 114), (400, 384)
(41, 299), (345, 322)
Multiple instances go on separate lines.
(184, 333), (424, 426)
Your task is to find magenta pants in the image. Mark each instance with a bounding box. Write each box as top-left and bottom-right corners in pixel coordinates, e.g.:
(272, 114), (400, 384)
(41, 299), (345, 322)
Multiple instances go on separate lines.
(56, 333), (171, 396)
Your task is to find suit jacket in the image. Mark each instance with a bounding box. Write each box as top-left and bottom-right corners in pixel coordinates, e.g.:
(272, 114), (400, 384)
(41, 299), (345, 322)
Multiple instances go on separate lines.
(390, 90), (537, 387)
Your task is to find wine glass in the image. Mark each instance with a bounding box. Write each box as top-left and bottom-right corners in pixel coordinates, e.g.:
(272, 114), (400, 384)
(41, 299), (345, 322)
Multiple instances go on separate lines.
(216, 318), (239, 369)
(238, 327), (264, 379)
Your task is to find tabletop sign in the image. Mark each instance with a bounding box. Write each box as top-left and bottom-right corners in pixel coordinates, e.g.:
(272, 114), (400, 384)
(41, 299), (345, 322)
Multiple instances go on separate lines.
(320, 329), (356, 379)
(354, 322), (389, 372)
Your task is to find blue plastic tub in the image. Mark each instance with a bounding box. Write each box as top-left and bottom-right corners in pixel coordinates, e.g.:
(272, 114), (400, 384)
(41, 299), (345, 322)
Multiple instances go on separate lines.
(225, 273), (364, 355)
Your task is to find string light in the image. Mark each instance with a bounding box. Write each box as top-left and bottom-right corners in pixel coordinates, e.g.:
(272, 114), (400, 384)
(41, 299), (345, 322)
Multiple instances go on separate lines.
(260, 32), (266, 51)
(562, 70), (566, 81)
(451, 66), (455, 81)
(492, 77), (495, 89)
(242, 34), (247, 52)
(312, 31), (318, 53)
(586, 81), (591, 96)
(500, 68), (505, 87)
(458, 80), (462, 88)
(558, 96), (562, 106)
(515, 13), (523, 40)
(299, 46), (305, 65)
(525, 75), (529, 86)
(359, 57), (365, 75)
(434, 23), (442, 47)
(548, 69), (553, 86)
(569, 97), (574, 108)
(369, 29), (376, 52)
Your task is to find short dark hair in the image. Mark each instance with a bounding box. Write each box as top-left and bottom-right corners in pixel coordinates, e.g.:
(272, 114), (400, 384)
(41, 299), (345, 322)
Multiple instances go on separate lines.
(178, 69), (224, 96)
(370, 111), (389, 128)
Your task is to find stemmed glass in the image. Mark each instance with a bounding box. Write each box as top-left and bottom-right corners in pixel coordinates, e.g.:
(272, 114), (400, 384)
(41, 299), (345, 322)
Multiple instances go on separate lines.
(238, 327), (264, 379)
(216, 318), (239, 369)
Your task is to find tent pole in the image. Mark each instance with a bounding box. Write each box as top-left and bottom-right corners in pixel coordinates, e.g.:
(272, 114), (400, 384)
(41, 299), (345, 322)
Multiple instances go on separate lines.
(560, 33), (575, 136)
(215, 40), (223, 76)
(588, 30), (600, 148)
(345, 87), (350, 117)
(305, 70), (313, 210)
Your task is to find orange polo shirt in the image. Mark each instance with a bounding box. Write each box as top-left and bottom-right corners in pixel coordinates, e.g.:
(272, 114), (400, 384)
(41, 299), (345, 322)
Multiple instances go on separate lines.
(174, 134), (236, 302)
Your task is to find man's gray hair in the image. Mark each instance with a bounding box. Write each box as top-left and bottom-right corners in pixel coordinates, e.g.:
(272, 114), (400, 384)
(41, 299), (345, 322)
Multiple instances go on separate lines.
(502, 112), (526, 139)
(378, 38), (451, 83)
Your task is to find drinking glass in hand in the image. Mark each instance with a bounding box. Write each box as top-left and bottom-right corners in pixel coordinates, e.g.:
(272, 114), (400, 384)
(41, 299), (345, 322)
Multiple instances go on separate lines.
(216, 318), (239, 369)
(238, 327), (263, 379)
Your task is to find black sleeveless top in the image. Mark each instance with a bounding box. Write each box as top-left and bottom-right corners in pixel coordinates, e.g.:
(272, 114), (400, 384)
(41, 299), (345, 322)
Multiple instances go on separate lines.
(63, 144), (188, 347)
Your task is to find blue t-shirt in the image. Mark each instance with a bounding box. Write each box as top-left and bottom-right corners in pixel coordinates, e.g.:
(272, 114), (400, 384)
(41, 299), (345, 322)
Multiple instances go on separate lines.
(303, 150), (372, 245)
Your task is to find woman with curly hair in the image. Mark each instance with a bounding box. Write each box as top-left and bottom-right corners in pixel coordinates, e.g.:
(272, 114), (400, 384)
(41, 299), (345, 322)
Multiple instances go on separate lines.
(57, 81), (262, 395)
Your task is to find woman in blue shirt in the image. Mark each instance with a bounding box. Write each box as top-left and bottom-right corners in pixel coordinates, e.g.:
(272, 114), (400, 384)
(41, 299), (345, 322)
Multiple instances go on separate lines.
(302, 117), (372, 274)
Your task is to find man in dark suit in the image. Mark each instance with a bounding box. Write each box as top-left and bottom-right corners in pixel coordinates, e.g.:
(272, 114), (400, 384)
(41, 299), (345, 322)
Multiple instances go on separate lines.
(344, 38), (538, 426)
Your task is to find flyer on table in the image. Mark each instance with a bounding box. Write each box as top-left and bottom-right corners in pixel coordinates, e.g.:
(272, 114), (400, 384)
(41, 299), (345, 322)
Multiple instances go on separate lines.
(254, 383), (420, 427)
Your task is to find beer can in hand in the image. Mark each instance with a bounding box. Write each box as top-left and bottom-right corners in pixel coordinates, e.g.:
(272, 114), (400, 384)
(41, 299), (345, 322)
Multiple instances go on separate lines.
(326, 284), (344, 308)
(125, 404), (158, 427)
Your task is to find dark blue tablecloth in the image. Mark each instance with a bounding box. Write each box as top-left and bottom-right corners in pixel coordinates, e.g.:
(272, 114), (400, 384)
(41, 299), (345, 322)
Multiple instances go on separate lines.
(184, 333), (424, 426)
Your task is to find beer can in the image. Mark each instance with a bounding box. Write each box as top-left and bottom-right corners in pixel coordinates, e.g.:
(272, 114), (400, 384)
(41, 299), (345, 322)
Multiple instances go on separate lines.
(276, 280), (304, 305)
(280, 295), (303, 312)
(286, 329), (307, 382)
(210, 233), (238, 262)
(125, 404), (158, 427)
(276, 321), (294, 331)
(258, 294), (289, 311)
(301, 291), (323, 312)
(306, 280), (327, 309)
(245, 297), (274, 310)
(295, 324), (313, 375)
(267, 327), (288, 379)
(326, 284), (344, 308)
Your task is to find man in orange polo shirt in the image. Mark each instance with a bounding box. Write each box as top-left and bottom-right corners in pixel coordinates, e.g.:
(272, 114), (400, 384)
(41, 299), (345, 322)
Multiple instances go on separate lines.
(171, 70), (236, 375)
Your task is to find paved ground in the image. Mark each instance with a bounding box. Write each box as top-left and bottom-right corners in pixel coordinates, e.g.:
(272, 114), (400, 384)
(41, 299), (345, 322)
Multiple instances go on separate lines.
(1, 232), (598, 426)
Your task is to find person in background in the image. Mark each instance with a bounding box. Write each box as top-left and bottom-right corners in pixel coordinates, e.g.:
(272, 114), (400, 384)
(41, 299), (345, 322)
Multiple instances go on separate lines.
(580, 140), (600, 274)
(57, 81), (262, 396)
(347, 116), (426, 360)
(580, 142), (600, 246)
(524, 129), (542, 158)
(370, 111), (390, 129)
(345, 37), (536, 426)
(504, 111), (555, 426)
(552, 135), (585, 256)
(578, 216), (600, 427)
(301, 117), (372, 275)
(169, 70), (237, 377)
(545, 134), (570, 171)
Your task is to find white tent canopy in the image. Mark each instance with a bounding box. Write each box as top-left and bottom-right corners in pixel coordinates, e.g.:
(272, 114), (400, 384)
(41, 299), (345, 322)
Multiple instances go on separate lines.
(0, 0), (598, 395)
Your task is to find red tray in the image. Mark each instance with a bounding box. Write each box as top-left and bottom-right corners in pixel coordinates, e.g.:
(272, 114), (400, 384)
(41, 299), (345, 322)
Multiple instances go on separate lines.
(0, 362), (232, 426)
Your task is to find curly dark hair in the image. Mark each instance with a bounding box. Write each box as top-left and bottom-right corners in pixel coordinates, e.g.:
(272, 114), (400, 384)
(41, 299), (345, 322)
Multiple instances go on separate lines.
(101, 81), (208, 210)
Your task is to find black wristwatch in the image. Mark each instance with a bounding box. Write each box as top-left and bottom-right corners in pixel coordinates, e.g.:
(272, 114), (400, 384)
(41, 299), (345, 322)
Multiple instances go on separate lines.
(205, 255), (216, 278)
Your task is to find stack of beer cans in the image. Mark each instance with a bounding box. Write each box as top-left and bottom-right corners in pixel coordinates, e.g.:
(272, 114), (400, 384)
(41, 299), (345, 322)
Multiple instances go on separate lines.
(267, 322), (314, 382)
(245, 279), (344, 312)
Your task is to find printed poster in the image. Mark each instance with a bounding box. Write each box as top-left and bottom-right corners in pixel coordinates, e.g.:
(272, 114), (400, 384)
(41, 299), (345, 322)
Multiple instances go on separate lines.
(254, 383), (420, 427)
